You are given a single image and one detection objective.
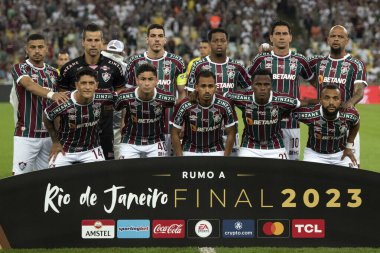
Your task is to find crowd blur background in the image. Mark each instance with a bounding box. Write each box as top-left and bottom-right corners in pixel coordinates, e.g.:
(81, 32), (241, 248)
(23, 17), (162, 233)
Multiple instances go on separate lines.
(0, 0), (379, 85)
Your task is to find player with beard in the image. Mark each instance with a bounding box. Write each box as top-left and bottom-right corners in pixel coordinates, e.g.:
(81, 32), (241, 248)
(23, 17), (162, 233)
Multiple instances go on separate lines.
(171, 70), (236, 156)
(248, 20), (314, 160)
(308, 25), (366, 166)
(124, 24), (186, 155)
(225, 69), (302, 159)
(11, 34), (68, 175)
(293, 85), (360, 168)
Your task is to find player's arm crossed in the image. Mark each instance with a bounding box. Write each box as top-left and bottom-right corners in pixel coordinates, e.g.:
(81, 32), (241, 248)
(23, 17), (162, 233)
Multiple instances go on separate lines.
(19, 76), (68, 103)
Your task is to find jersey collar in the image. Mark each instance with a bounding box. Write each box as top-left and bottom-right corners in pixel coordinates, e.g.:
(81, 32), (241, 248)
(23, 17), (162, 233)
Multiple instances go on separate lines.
(144, 51), (167, 61)
(206, 56), (230, 65)
(26, 59), (46, 70)
(328, 53), (350, 61)
(271, 50), (291, 58)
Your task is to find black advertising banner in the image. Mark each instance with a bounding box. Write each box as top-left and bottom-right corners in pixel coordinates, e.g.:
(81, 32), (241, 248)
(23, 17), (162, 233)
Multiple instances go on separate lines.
(0, 157), (379, 248)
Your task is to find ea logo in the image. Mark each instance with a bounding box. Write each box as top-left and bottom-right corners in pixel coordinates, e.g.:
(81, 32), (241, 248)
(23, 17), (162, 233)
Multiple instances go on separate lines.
(262, 221), (284, 236)
(195, 220), (212, 238)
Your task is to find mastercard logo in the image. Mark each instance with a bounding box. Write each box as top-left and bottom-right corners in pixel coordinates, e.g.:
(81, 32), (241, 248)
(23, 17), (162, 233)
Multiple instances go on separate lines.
(262, 221), (284, 236)
(257, 219), (290, 238)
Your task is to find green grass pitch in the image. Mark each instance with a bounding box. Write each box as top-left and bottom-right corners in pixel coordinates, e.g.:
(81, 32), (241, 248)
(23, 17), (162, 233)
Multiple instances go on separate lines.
(0, 102), (379, 253)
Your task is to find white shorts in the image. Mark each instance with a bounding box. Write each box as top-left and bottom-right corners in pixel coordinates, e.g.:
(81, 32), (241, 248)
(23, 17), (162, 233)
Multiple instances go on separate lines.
(182, 151), (225, 156)
(49, 146), (105, 168)
(238, 147), (288, 159)
(303, 147), (358, 168)
(13, 136), (52, 175)
(113, 128), (122, 161)
(119, 141), (167, 159)
(222, 133), (240, 156)
(165, 134), (173, 157)
(282, 128), (300, 160)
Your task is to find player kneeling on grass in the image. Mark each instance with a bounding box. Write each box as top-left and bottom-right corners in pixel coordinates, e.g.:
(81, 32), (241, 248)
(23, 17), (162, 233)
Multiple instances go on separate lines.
(225, 69), (302, 159)
(171, 70), (236, 156)
(293, 85), (360, 168)
(43, 67), (115, 167)
(115, 63), (175, 159)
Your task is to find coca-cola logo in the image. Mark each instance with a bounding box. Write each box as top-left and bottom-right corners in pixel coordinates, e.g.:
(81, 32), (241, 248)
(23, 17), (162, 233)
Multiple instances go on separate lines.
(154, 224), (183, 234)
(152, 220), (185, 238)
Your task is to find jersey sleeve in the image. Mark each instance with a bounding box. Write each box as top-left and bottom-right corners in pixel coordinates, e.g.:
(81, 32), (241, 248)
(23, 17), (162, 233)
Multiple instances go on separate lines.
(223, 99), (236, 128)
(112, 62), (126, 90)
(170, 100), (189, 129)
(57, 63), (74, 90)
(157, 90), (176, 108)
(353, 59), (367, 86)
(44, 100), (64, 121)
(11, 64), (28, 85)
(307, 55), (324, 76)
(344, 107), (360, 126)
(298, 55), (314, 81)
(114, 91), (131, 111)
(236, 64), (251, 90)
(186, 62), (199, 92)
(124, 58), (137, 88)
(247, 53), (266, 76)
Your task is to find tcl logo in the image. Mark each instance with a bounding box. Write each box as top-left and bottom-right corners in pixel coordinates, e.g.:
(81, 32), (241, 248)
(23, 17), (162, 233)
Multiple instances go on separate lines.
(292, 219), (325, 238)
(152, 220), (185, 238)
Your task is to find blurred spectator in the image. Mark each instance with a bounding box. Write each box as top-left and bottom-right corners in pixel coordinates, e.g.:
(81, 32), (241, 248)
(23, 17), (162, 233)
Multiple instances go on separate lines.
(0, 0), (379, 85)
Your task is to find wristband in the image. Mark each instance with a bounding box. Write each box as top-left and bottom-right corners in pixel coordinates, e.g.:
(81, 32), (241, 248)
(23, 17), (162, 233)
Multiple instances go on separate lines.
(47, 91), (55, 99)
(346, 142), (354, 149)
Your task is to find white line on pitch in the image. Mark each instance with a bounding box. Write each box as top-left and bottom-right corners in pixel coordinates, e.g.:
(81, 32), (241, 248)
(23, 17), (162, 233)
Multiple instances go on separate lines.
(199, 247), (216, 253)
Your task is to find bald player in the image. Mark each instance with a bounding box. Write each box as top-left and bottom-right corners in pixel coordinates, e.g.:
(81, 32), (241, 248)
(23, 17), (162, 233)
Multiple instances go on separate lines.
(308, 25), (367, 166)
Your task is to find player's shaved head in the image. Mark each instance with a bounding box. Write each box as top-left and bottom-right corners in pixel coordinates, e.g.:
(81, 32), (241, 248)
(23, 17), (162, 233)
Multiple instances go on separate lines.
(329, 25), (348, 37)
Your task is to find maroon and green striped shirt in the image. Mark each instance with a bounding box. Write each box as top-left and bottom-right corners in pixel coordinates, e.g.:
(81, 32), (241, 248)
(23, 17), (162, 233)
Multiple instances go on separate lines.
(187, 56), (251, 93)
(248, 51), (314, 128)
(308, 54), (367, 101)
(125, 51), (185, 134)
(45, 89), (116, 153)
(12, 60), (58, 138)
(115, 87), (175, 145)
(171, 94), (236, 153)
(293, 104), (359, 154)
(226, 91), (300, 149)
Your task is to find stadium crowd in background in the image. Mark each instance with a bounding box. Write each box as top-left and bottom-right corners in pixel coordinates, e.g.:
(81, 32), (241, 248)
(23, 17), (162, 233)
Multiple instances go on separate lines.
(0, 0), (379, 85)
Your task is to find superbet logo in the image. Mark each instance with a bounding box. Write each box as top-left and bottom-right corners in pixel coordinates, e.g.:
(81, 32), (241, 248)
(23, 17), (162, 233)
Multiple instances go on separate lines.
(152, 220), (185, 238)
(292, 219), (325, 238)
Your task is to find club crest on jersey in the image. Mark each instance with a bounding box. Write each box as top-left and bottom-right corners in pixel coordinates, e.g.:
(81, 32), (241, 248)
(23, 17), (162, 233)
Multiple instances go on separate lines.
(102, 72), (111, 82)
(227, 70), (235, 79)
(213, 113), (222, 123)
(68, 114), (76, 120)
(190, 115), (197, 121)
(94, 108), (101, 117)
(342, 62), (350, 67)
(339, 124), (347, 133)
(321, 60), (328, 65)
(271, 107), (279, 117)
(341, 66), (349, 74)
(245, 108), (253, 114)
(154, 107), (162, 115)
(163, 66), (171, 75)
(227, 65), (236, 70)
(100, 65), (110, 71)
(201, 65), (211, 71)
(289, 62), (297, 71)
(18, 162), (27, 171)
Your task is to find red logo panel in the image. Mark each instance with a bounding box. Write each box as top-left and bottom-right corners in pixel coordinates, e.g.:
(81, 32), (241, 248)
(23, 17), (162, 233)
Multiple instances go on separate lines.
(152, 220), (185, 238)
(292, 219), (325, 238)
